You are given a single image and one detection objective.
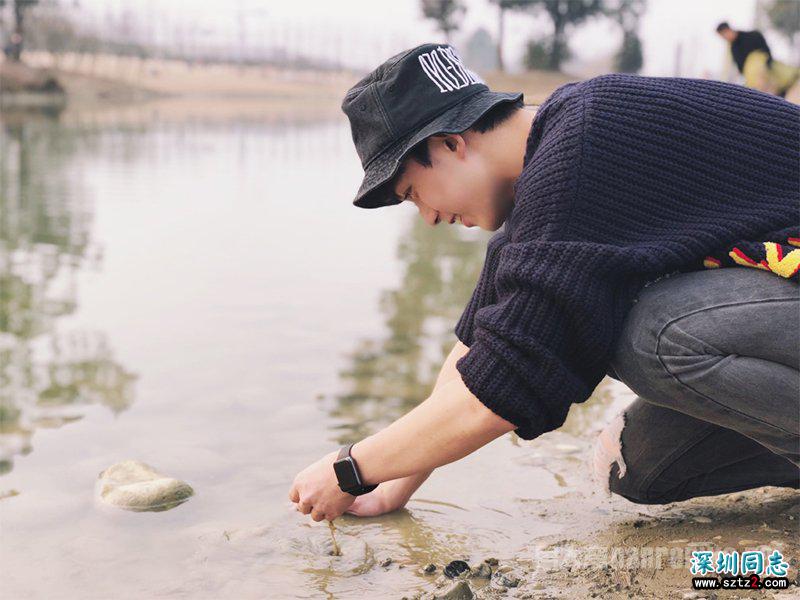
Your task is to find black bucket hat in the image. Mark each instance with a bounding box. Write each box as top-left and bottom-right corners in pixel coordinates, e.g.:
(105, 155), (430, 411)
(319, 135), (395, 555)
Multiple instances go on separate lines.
(341, 42), (523, 209)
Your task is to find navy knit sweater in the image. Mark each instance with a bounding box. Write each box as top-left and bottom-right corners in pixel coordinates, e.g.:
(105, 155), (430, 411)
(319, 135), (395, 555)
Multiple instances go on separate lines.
(454, 74), (799, 441)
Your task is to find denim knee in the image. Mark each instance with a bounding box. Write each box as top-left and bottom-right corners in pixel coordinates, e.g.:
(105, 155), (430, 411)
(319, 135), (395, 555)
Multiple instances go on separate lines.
(594, 410), (675, 505)
(607, 462), (676, 505)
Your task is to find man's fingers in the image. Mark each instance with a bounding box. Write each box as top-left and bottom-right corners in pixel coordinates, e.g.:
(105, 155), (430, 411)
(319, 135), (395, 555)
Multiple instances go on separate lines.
(288, 485), (299, 503)
(297, 500), (312, 515)
(310, 509), (325, 522)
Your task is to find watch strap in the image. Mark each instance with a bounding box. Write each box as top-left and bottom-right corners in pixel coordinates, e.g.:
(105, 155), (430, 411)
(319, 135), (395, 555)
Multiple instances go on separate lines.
(335, 443), (378, 495)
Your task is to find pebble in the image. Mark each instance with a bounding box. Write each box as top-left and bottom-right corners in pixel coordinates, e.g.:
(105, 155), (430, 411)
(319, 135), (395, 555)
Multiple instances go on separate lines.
(423, 563), (437, 574)
(483, 557), (499, 566)
(433, 581), (474, 600)
(96, 460), (193, 511)
(470, 563), (492, 579)
(444, 560), (471, 579)
(493, 570), (521, 588)
(380, 557), (393, 567)
(693, 516), (712, 523)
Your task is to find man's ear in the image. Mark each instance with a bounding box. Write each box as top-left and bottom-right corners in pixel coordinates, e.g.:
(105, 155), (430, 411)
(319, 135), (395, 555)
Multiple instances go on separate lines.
(437, 133), (465, 157)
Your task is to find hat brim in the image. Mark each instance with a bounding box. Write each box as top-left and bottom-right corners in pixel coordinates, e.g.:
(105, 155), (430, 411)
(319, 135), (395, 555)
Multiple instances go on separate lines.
(351, 89), (523, 209)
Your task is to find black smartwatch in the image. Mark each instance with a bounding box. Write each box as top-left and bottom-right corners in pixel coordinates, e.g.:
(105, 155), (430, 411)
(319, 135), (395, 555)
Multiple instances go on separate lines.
(333, 443), (378, 496)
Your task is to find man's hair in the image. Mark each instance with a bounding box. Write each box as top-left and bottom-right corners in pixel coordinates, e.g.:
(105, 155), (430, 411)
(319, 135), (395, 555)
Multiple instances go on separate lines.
(716, 21), (731, 33)
(383, 97), (525, 203)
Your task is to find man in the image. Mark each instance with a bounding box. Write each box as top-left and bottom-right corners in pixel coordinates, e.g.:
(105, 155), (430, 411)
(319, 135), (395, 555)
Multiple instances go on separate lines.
(716, 21), (799, 98)
(289, 43), (799, 521)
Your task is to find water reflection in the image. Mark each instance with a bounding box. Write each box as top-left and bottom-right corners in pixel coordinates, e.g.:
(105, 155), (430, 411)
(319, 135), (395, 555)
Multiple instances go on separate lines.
(332, 219), (490, 442)
(331, 215), (628, 446)
(0, 110), (135, 476)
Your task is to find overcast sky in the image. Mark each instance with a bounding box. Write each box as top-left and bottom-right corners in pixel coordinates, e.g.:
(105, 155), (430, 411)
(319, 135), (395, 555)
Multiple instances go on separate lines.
(75, 0), (796, 78)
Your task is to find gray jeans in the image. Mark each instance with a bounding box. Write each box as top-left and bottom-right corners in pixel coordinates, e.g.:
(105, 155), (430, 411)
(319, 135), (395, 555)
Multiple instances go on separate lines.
(595, 267), (800, 504)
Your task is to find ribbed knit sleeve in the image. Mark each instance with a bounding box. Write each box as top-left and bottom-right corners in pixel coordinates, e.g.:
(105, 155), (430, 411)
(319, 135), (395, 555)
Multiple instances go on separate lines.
(454, 81), (593, 439)
(454, 230), (507, 347)
(455, 241), (629, 440)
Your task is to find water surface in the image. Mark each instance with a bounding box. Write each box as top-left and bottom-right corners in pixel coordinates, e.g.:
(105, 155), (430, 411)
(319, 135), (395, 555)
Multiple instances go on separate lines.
(0, 101), (630, 599)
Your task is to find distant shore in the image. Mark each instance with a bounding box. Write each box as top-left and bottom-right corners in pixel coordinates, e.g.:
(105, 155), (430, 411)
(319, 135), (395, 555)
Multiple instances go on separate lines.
(2, 51), (795, 121)
(1, 51), (578, 111)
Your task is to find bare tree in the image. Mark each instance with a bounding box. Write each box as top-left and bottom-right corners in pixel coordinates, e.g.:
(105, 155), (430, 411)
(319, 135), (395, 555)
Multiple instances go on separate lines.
(507, 0), (608, 72)
(420, 0), (466, 44)
(488, 0), (519, 72)
(0, 0), (39, 61)
(764, 0), (800, 62)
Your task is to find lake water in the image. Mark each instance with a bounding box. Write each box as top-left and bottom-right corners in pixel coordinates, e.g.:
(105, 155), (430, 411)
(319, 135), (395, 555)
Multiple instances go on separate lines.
(0, 100), (632, 599)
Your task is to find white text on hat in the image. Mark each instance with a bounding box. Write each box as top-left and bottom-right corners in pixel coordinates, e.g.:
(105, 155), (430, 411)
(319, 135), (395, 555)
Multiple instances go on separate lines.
(418, 46), (484, 93)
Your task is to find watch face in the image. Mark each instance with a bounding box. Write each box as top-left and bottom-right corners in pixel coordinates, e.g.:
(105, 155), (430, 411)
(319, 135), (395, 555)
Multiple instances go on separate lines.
(333, 457), (360, 491)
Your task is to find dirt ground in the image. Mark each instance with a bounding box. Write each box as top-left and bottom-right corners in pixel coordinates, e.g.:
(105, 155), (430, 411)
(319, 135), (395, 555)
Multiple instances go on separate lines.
(513, 487), (800, 599)
(413, 486), (800, 600)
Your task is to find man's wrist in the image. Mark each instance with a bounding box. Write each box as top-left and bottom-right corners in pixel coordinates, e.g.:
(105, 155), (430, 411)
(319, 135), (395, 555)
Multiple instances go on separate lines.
(348, 439), (379, 486)
(334, 442), (378, 495)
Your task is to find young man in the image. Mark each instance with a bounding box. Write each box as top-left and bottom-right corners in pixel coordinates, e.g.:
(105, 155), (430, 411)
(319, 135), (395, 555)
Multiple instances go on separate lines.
(716, 21), (800, 98)
(289, 43), (799, 521)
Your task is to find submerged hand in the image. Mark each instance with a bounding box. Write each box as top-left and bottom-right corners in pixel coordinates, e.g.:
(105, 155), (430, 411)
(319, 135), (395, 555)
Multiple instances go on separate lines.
(345, 486), (393, 517)
(345, 470), (434, 517)
(288, 450), (356, 522)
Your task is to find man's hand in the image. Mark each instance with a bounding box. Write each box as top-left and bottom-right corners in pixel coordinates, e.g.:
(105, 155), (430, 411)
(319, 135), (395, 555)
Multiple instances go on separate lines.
(345, 469), (434, 517)
(288, 450), (356, 522)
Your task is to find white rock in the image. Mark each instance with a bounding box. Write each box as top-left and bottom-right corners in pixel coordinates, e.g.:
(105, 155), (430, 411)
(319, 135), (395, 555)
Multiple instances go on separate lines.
(96, 460), (193, 511)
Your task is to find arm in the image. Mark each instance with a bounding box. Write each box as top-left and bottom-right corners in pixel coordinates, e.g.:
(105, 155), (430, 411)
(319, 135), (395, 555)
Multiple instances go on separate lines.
(350, 348), (517, 485)
(346, 339), (514, 516)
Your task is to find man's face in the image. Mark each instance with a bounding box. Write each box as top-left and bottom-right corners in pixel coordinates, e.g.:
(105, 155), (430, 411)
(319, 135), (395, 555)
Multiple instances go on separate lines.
(718, 28), (737, 42)
(392, 133), (512, 232)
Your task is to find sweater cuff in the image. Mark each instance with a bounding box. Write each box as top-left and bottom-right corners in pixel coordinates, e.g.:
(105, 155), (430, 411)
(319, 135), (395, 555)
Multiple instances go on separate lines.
(455, 338), (551, 440)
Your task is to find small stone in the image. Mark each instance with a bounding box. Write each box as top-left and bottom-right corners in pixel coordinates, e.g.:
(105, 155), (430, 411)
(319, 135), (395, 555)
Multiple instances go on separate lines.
(380, 557), (393, 567)
(96, 460), (193, 511)
(444, 560), (471, 579)
(682, 593), (700, 599)
(484, 557), (499, 566)
(423, 563), (437, 574)
(493, 570), (521, 588)
(693, 516), (712, 523)
(433, 580), (474, 600)
(470, 563), (492, 579)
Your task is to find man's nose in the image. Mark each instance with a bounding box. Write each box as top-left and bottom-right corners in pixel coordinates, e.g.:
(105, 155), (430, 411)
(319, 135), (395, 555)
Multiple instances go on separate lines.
(417, 205), (438, 227)
(419, 207), (452, 227)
